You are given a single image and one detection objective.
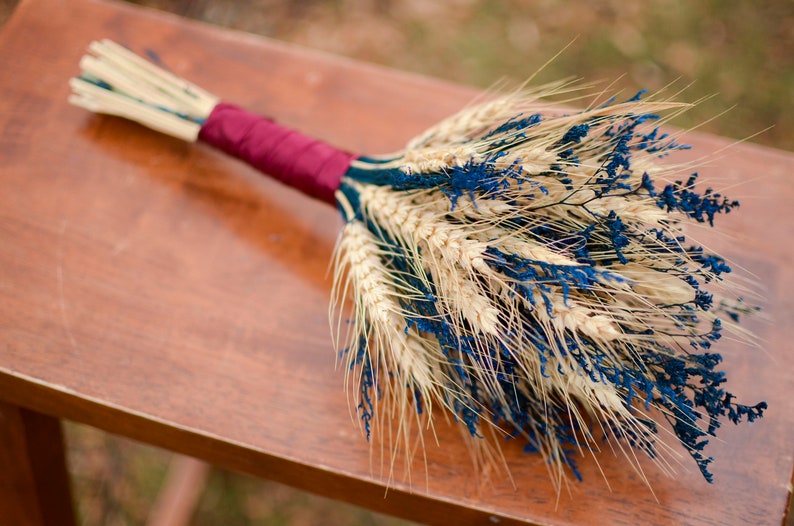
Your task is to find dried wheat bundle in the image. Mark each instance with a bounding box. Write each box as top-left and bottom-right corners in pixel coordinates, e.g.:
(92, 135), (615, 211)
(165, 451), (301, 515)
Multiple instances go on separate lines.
(70, 40), (766, 488)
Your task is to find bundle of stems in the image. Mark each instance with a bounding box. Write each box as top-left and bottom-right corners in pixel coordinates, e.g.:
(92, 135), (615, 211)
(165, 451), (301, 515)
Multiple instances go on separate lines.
(70, 39), (766, 489)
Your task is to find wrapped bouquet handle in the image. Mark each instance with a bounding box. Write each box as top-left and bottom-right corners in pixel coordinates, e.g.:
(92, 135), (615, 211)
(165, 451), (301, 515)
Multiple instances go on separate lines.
(197, 102), (356, 204)
(70, 39), (766, 489)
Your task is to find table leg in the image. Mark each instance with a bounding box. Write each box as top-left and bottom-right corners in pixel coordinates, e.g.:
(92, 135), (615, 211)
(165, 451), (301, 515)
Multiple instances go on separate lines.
(0, 401), (77, 526)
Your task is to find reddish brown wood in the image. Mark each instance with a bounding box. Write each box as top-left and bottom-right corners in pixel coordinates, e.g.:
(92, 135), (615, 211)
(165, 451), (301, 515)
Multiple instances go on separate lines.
(148, 455), (210, 526)
(0, 0), (792, 524)
(0, 401), (77, 526)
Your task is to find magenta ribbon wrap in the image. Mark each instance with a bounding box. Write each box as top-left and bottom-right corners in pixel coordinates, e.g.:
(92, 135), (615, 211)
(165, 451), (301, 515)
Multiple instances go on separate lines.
(198, 103), (357, 205)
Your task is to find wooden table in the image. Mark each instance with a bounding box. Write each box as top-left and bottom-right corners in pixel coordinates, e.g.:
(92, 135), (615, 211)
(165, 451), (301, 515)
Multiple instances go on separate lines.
(1, 0), (792, 524)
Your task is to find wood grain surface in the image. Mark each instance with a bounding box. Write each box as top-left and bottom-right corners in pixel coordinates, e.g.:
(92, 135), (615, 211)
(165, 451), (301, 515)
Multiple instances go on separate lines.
(0, 0), (792, 524)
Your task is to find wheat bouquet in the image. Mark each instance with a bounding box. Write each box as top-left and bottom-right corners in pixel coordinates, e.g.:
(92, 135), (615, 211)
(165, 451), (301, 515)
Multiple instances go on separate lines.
(70, 40), (766, 487)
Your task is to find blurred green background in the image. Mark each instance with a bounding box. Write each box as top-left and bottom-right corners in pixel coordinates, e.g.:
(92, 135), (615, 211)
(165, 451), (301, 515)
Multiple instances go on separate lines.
(113, 0), (792, 150)
(1, 0), (792, 524)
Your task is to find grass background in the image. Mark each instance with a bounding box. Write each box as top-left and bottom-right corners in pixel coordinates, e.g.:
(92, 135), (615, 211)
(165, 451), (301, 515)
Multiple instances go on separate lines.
(125, 0), (793, 150)
(1, 0), (792, 524)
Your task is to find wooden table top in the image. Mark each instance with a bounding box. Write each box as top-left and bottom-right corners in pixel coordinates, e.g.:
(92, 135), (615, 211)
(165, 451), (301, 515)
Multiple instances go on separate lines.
(1, 0), (792, 524)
